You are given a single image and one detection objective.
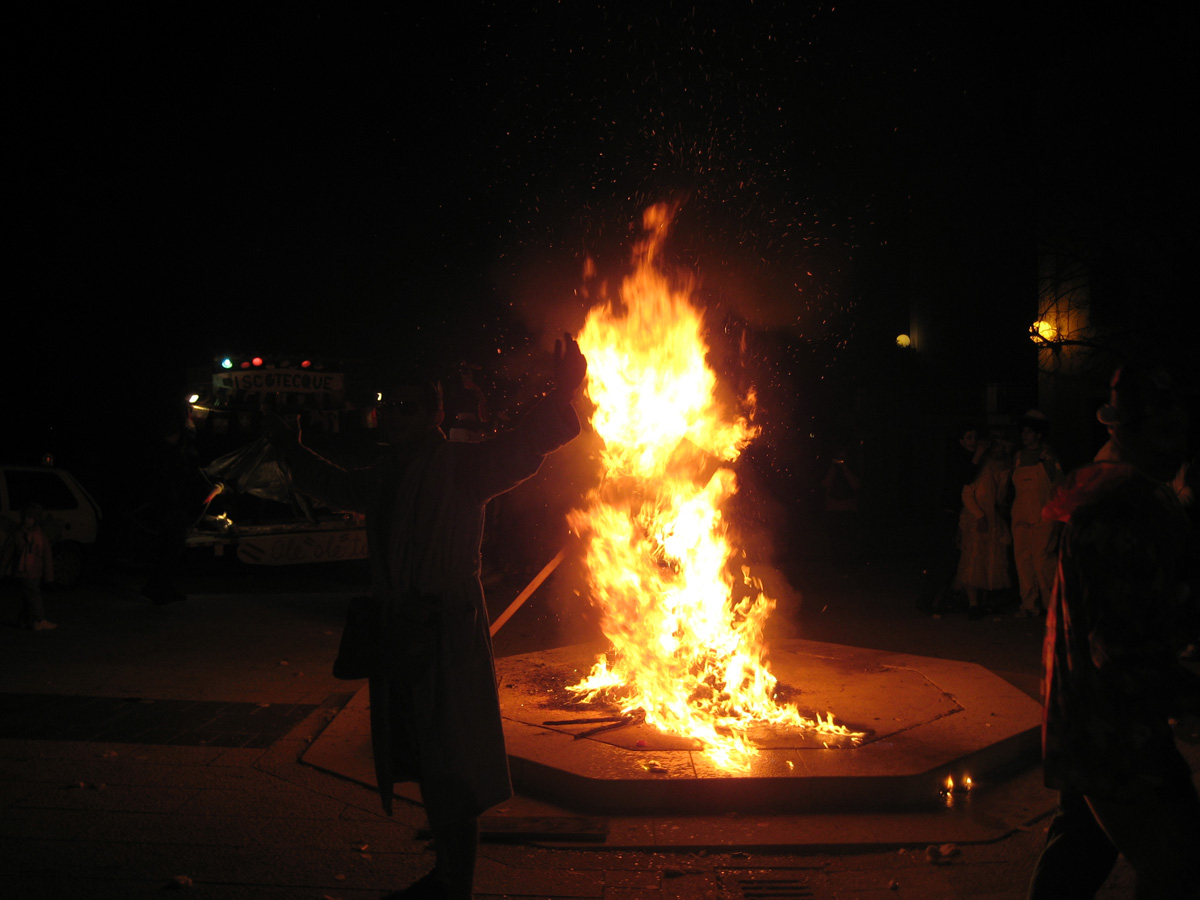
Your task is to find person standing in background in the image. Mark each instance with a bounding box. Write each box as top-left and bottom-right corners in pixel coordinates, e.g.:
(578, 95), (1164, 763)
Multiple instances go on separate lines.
(1011, 411), (1061, 618)
(5, 503), (56, 630)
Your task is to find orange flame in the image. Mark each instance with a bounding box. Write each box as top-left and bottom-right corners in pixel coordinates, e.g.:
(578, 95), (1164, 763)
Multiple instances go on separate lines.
(568, 205), (859, 770)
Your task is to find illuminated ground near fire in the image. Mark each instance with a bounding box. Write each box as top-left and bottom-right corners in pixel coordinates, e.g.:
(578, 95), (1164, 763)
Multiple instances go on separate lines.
(303, 637), (1041, 816)
(496, 639), (1041, 814)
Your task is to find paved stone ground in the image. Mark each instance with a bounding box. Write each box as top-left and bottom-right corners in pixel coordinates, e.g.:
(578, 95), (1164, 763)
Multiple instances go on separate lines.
(0, 551), (1194, 899)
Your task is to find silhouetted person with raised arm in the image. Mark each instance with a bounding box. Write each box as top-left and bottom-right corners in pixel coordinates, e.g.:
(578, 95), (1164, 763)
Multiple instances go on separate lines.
(267, 335), (587, 900)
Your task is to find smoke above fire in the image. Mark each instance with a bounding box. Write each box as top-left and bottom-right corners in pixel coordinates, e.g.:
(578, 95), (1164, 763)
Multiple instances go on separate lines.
(474, 4), (897, 359)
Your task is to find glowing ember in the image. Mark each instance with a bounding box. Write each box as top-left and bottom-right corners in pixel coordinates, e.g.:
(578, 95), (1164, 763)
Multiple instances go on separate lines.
(567, 204), (861, 770)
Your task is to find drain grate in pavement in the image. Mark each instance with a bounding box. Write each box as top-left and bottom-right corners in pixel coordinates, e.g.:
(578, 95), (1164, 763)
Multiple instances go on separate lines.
(719, 869), (823, 900)
(737, 881), (814, 900)
(0, 693), (317, 748)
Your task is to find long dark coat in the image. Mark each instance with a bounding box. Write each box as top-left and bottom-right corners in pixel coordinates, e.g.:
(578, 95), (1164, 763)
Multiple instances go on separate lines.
(1040, 462), (1198, 801)
(280, 397), (580, 818)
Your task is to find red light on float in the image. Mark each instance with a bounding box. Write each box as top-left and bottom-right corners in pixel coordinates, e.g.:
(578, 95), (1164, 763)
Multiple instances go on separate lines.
(252, 357), (264, 367)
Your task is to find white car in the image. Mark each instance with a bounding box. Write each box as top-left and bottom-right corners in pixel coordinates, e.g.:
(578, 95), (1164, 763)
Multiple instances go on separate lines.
(0, 464), (102, 587)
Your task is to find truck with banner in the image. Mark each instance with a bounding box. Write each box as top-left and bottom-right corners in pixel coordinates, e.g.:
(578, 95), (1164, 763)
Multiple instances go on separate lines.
(184, 354), (380, 567)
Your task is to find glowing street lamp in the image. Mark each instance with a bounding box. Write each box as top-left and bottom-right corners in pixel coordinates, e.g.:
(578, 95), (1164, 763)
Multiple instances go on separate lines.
(1030, 320), (1058, 343)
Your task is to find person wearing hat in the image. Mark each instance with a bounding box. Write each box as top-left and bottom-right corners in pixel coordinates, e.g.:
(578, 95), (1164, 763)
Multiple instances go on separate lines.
(267, 335), (587, 900)
(1010, 410), (1061, 618)
(1028, 361), (1200, 898)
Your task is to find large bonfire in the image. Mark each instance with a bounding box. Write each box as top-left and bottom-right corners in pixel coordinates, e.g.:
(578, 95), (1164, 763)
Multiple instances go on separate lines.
(567, 205), (858, 770)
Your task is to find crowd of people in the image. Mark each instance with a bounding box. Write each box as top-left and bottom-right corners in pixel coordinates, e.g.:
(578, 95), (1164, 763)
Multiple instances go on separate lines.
(940, 406), (1197, 628)
(266, 349), (1198, 899)
(936, 410), (1066, 621)
(929, 363), (1200, 898)
(8, 339), (1198, 898)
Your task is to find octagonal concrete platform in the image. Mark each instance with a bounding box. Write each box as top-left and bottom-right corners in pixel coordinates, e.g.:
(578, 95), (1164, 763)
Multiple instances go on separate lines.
(497, 639), (1042, 814)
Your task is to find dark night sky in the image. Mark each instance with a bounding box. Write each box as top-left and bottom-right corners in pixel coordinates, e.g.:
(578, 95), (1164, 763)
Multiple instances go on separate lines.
(9, 4), (1193, 470)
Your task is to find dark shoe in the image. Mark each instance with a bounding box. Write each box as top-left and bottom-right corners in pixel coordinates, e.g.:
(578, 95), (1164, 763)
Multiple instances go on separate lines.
(967, 605), (985, 621)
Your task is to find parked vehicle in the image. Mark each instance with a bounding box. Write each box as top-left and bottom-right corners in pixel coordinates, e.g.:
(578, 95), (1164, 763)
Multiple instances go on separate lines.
(188, 509), (368, 567)
(0, 463), (102, 587)
(186, 435), (369, 566)
(185, 351), (379, 569)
